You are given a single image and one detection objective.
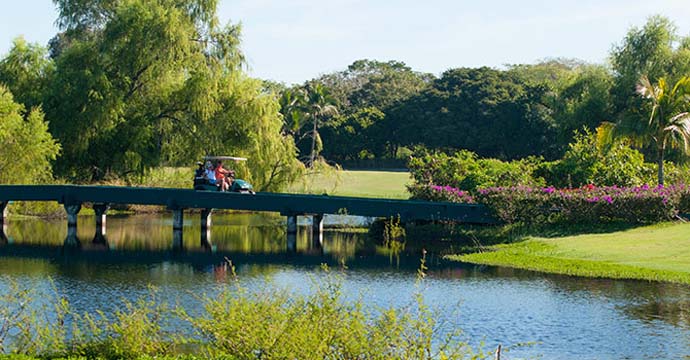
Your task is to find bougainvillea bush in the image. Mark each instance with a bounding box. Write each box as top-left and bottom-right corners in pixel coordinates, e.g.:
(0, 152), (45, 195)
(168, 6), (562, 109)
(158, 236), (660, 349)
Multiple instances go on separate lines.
(408, 184), (475, 203)
(410, 183), (688, 224)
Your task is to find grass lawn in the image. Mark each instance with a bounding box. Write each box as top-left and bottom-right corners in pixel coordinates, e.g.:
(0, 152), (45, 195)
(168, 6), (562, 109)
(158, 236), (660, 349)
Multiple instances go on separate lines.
(288, 170), (410, 199)
(450, 222), (690, 284)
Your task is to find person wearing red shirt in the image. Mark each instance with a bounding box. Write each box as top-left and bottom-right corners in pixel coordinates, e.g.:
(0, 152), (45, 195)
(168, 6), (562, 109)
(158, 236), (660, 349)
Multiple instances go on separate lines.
(214, 160), (233, 192)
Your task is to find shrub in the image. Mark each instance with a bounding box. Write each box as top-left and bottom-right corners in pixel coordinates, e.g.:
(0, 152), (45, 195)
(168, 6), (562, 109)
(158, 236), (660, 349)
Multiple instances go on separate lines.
(408, 184), (475, 203)
(538, 130), (655, 188)
(0, 270), (486, 360)
(476, 184), (680, 224)
(407, 148), (544, 192)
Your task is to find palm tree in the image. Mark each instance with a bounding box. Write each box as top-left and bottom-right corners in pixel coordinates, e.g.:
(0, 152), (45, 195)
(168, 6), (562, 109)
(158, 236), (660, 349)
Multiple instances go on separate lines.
(278, 89), (306, 137)
(304, 84), (338, 167)
(635, 76), (690, 185)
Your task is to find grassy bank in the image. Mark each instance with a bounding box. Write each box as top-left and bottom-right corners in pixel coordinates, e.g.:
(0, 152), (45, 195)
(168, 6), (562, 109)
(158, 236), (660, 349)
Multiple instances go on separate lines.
(288, 170), (410, 199)
(450, 222), (690, 284)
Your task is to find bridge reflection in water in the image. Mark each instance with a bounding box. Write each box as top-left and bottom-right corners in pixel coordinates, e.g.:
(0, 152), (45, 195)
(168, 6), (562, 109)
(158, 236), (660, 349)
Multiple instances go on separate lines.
(0, 185), (495, 251)
(0, 213), (443, 271)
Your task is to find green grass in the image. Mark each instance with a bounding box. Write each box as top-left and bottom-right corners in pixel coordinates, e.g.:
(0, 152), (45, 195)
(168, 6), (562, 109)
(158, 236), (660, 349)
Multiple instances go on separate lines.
(449, 222), (690, 284)
(288, 170), (411, 199)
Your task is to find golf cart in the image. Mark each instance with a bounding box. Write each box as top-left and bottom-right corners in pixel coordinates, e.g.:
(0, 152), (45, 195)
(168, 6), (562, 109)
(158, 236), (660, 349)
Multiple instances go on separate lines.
(193, 156), (255, 194)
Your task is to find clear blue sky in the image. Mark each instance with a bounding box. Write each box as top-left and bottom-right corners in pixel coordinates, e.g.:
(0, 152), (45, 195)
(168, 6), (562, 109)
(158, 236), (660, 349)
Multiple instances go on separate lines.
(2, 0), (690, 84)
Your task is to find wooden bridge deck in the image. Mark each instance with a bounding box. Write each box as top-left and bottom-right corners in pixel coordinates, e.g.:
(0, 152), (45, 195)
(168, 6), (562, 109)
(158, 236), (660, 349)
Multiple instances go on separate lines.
(0, 185), (496, 223)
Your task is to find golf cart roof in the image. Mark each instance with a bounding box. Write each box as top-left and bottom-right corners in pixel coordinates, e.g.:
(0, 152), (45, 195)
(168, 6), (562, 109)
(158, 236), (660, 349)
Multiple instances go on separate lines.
(204, 155), (247, 161)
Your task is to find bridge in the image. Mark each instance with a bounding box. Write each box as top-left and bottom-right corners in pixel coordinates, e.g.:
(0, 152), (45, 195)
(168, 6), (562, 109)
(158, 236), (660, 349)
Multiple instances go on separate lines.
(0, 185), (496, 248)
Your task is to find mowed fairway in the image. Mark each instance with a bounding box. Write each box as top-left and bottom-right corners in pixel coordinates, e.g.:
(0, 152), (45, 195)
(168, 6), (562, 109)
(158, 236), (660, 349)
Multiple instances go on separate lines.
(453, 222), (690, 284)
(288, 170), (410, 199)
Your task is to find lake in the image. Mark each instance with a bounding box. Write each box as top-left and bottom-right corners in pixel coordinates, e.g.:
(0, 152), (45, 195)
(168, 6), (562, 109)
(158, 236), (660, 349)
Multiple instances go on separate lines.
(1, 212), (689, 359)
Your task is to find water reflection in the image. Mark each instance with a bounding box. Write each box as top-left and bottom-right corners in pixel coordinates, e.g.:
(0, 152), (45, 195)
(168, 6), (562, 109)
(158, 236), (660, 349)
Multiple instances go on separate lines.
(0, 213), (427, 270)
(0, 213), (689, 359)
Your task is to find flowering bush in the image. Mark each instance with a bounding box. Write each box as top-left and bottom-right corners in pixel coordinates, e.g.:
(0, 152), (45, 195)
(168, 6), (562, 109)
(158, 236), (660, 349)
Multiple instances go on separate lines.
(476, 184), (684, 224)
(413, 183), (690, 224)
(408, 184), (475, 203)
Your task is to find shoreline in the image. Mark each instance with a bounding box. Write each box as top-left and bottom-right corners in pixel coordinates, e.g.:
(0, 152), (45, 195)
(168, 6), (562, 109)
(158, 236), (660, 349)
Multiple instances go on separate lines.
(448, 222), (690, 285)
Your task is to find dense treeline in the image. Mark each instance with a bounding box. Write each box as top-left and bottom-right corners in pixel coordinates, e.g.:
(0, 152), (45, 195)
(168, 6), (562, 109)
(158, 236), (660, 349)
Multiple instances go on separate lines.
(2, 8), (690, 189)
(0, 0), (302, 190)
(279, 15), (690, 168)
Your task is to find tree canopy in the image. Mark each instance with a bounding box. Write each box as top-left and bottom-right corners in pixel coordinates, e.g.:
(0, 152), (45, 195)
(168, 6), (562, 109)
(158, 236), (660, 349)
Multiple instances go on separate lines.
(0, 86), (60, 184)
(22, 0), (300, 189)
(2, 8), (690, 189)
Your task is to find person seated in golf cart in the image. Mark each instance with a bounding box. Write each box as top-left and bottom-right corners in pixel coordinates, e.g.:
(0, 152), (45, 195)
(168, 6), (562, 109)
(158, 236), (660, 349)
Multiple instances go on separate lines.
(204, 161), (218, 186)
(193, 156), (254, 193)
(193, 161), (217, 189)
(214, 160), (233, 192)
(194, 162), (205, 180)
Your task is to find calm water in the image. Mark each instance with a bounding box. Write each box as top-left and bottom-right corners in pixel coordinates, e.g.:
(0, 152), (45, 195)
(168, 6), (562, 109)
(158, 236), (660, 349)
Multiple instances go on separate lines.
(1, 213), (689, 359)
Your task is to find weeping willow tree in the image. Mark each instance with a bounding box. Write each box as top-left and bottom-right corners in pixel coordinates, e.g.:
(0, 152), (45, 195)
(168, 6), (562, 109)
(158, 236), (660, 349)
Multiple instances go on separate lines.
(42, 0), (301, 190)
(165, 72), (304, 192)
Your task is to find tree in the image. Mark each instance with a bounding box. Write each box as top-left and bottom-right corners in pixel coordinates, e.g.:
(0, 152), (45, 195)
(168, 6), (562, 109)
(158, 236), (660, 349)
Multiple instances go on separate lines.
(41, 0), (300, 189)
(552, 65), (615, 150)
(602, 76), (690, 185)
(309, 59), (423, 110)
(0, 38), (54, 111)
(320, 107), (384, 161)
(303, 84), (338, 167)
(636, 76), (690, 185)
(610, 15), (690, 115)
(382, 67), (558, 160)
(0, 85), (60, 184)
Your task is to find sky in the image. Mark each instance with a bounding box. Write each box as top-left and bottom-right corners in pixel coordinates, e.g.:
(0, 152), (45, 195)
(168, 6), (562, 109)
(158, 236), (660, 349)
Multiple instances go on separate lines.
(2, 0), (690, 85)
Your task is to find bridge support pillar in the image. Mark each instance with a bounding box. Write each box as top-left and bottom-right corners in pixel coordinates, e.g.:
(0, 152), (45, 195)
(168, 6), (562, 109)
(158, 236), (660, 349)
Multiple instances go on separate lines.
(312, 214), (324, 247)
(64, 203), (82, 247)
(287, 215), (298, 235)
(286, 214), (298, 253)
(200, 209), (213, 250)
(172, 208), (184, 250)
(287, 233), (297, 253)
(0, 201), (7, 240)
(93, 203), (109, 244)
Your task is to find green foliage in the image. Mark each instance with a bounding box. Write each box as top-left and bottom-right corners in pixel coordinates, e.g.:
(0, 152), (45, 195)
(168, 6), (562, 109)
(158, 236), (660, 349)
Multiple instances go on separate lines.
(71, 289), (175, 359)
(321, 107), (384, 161)
(0, 269), (485, 360)
(35, 0), (300, 190)
(383, 67), (559, 160)
(0, 86), (60, 184)
(475, 185), (679, 225)
(183, 266), (475, 359)
(383, 216), (406, 245)
(407, 184), (475, 204)
(539, 129), (654, 188)
(281, 59), (431, 163)
(610, 15), (690, 111)
(551, 65), (615, 148)
(309, 59), (431, 112)
(0, 38), (54, 111)
(278, 83), (338, 166)
(0, 281), (70, 356)
(407, 148), (545, 192)
(603, 75), (690, 185)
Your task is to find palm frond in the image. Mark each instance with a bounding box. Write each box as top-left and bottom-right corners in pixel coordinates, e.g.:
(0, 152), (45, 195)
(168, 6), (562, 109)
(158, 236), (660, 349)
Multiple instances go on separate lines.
(667, 114), (690, 153)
